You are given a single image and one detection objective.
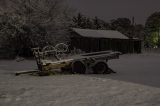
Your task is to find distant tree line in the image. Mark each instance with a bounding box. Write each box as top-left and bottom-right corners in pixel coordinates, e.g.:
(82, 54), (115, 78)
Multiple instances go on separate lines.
(71, 12), (160, 48)
(71, 13), (145, 39)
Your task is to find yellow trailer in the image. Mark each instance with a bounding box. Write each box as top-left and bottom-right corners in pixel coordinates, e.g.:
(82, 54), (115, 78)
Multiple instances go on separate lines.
(32, 45), (121, 74)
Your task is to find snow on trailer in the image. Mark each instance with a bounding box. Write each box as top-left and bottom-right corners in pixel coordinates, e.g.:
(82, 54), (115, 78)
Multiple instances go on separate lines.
(31, 43), (121, 75)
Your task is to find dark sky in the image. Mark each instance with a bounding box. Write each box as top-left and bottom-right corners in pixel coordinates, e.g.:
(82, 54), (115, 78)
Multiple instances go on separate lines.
(67, 0), (160, 25)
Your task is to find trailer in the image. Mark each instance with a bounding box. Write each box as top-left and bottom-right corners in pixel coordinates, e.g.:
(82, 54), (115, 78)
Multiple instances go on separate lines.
(32, 43), (121, 74)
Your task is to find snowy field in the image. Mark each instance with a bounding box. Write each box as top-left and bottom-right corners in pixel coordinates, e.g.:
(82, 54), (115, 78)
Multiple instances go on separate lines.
(0, 54), (160, 106)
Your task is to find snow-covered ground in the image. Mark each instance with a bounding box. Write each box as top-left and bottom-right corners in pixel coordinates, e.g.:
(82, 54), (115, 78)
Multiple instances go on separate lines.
(108, 53), (160, 88)
(0, 54), (160, 106)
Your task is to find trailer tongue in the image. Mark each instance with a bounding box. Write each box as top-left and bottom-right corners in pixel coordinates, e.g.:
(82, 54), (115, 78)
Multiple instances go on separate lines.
(32, 44), (121, 74)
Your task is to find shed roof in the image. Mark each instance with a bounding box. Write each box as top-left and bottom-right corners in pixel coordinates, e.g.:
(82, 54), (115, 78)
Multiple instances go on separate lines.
(72, 28), (128, 39)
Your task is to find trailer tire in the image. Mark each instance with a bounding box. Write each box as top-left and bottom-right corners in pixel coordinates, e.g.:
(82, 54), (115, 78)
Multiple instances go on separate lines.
(72, 61), (86, 74)
(93, 62), (108, 74)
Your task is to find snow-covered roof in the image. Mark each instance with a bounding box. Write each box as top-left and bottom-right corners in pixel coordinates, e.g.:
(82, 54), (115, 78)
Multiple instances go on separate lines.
(72, 28), (129, 39)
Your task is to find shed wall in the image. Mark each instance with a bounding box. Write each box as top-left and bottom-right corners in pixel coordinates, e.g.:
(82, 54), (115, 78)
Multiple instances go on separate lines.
(71, 37), (141, 54)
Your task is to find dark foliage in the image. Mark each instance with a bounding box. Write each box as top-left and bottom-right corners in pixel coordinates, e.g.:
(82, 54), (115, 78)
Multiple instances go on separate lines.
(145, 12), (160, 47)
(72, 13), (145, 39)
(71, 13), (110, 30)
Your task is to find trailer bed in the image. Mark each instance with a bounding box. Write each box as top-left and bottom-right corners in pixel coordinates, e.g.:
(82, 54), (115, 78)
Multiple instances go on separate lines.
(35, 50), (121, 74)
(42, 51), (120, 65)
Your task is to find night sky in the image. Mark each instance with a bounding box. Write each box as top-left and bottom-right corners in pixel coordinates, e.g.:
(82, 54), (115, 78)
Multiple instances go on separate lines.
(67, 0), (160, 25)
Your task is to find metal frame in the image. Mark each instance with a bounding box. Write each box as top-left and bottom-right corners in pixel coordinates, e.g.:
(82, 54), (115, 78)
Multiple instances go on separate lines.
(32, 47), (121, 74)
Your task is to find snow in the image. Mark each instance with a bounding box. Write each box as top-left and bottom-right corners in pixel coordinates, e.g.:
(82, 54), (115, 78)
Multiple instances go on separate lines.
(108, 54), (160, 88)
(0, 54), (160, 106)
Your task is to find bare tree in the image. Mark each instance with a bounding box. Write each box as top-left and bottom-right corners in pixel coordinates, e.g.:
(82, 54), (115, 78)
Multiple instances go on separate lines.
(0, 0), (73, 57)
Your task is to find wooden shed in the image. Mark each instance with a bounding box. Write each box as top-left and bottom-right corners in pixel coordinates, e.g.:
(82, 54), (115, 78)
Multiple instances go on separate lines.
(70, 28), (141, 54)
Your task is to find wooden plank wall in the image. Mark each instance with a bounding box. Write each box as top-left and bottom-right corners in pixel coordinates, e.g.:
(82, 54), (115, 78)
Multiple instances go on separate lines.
(71, 37), (141, 54)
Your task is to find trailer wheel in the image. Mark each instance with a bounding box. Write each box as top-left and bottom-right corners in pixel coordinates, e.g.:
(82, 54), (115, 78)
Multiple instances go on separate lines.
(72, 61), (86, 74)
(93, 62), (108, 74)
